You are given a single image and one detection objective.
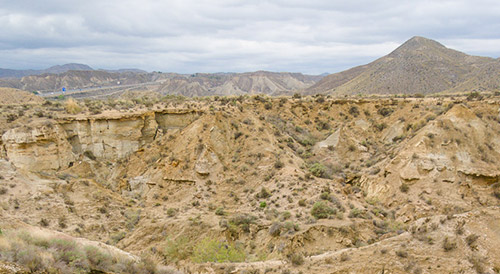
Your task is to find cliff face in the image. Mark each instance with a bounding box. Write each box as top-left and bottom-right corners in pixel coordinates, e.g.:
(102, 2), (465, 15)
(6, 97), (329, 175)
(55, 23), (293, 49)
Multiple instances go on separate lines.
(1, 121), (74, 171)
(1, 110), (199, 171)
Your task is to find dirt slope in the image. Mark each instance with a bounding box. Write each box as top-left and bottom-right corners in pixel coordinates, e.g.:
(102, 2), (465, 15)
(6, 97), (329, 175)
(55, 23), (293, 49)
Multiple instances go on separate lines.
(1, 95), (500, 273)
(0, 87), (44, 105)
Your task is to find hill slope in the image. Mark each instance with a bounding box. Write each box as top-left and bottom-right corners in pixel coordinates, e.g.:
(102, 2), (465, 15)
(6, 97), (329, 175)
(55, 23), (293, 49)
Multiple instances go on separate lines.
(0, 70), (322, 97)
(307, 36), (500, 95)
(156, 71), (321, 96)
(1, 95), (500, 273)
(0, 87), (44, 105)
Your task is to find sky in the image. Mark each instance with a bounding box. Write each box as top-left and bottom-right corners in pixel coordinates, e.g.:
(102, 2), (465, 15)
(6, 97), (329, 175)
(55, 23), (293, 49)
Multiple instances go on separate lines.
(1, 0), (500, 74)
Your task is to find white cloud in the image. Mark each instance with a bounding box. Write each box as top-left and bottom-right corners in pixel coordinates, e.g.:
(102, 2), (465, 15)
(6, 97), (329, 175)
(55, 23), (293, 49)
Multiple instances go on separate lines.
(0, 0), (499, 73)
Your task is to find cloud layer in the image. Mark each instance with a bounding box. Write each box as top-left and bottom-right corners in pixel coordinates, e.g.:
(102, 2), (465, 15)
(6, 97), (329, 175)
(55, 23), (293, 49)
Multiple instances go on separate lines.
(1, 0), (500, 74)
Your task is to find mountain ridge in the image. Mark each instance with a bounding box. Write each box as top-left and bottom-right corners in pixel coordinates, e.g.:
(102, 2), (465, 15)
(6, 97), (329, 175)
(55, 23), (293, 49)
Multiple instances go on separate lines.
(306, 36), (500, 95)
(0, 63), (94, 78)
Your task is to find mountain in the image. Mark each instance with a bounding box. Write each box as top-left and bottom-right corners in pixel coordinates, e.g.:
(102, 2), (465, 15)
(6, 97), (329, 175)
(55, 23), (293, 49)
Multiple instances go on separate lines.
(43, 63), (93, 74)
(14, 70), (153, 92)
(0, 70), (323, 96)
(156, 71), (322, 96)
(0, 63), (94, 78)
(0, 68), (39, 78)
(307, 36), (500, 95)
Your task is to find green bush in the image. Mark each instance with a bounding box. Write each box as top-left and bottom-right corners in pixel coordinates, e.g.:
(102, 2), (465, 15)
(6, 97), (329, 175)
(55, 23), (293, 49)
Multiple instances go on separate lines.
(192, 238), (246, 263)
(348, 208), (370, 219)
(309, 163), (328, 178)
(229, 214), (257, 232)
(311, 202), (336, 219)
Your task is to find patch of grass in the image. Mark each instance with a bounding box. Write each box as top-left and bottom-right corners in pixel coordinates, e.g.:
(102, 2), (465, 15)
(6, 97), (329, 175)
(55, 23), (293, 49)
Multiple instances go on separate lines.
(348, 208), (370, 219)
(0, 230), (174, 274)
(163, 236), (193, 263)
(192, 238), (246, 263)
(125, 210), (141, 231)
(167, 208), (177, 217)
(215, 207), (225, 216)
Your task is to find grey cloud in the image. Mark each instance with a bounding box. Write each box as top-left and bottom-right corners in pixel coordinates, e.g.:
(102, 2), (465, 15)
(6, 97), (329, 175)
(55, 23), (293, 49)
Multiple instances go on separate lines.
(0, 0), (499, 73)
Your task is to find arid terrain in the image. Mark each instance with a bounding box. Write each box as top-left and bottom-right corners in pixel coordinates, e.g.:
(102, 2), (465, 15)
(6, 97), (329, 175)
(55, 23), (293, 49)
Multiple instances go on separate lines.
(1, 36), (500, 274)
(1, 85), (500, 273)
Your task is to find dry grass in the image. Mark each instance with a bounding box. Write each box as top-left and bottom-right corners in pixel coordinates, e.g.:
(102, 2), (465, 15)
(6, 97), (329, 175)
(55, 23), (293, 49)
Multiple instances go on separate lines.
(64, 98), (82, 114)
(0, 229), (179, 274)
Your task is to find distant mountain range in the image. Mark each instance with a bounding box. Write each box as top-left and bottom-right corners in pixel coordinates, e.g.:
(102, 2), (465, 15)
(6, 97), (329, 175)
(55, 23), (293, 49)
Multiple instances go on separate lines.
(0, 63), (93, 78)
(1, 36), (499, 96)
(306, 36), (500, 95)
(0, 68), (322, 96)
(0, 63), (148, 79)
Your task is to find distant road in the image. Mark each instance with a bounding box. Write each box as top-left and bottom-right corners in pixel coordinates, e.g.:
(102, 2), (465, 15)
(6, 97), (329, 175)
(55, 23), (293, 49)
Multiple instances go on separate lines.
(39, 81), (162, 98)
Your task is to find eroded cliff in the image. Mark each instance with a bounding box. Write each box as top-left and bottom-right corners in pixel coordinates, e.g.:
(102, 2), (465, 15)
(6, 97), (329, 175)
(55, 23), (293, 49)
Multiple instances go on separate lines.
(1, 109), (199, 171)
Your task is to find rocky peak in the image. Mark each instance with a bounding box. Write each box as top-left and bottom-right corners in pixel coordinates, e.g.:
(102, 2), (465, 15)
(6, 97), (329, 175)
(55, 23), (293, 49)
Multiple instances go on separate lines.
(388, 36), (449, 57)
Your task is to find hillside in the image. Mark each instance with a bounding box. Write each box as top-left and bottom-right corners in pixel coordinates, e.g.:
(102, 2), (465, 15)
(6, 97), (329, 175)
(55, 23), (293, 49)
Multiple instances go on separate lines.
(0, 63), (94, 78)
(0, 87), (44, 105)
(0, 70), (322, 97)
(307, 36), (500, 95)
(156, 71), (321, 96)
(1, 94), (500, 273)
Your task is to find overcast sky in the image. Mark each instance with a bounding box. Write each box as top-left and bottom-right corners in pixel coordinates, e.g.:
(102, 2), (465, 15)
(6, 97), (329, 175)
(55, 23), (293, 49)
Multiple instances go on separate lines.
(1, 0), (500, 74)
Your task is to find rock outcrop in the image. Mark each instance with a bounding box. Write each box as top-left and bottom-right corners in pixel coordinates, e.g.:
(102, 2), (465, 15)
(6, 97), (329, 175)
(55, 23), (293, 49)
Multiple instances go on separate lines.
(1, 121), (74, 171)
(1, 110), (199, 171)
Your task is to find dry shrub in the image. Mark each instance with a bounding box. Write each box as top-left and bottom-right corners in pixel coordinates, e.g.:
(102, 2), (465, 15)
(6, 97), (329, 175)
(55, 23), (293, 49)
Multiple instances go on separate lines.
(0, 229), (178, 274)
(64, 98), (82, 114)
